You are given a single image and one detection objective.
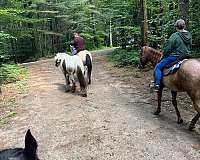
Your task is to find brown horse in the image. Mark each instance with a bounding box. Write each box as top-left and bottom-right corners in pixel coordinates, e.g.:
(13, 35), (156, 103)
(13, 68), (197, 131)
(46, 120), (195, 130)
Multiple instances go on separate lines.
(139, 46), (200, 130)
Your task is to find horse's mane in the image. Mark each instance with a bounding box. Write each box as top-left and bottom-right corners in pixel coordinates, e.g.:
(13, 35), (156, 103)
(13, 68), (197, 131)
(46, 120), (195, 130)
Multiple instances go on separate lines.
(143, 46), (163, 63)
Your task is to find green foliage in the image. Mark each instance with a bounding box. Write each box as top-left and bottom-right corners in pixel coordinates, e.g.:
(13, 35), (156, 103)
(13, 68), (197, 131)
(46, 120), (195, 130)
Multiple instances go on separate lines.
(108, 48), (139, 67)
(0, 64), (27, 85)
(0, 111), (17, 125)
(1, 0), (200, 64)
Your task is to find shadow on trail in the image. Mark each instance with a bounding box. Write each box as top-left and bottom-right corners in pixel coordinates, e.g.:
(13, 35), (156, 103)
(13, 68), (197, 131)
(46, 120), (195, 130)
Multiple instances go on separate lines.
(53, 83), (81, 97)
(130, 96), (200, 144)
(54, 83), (66, 93)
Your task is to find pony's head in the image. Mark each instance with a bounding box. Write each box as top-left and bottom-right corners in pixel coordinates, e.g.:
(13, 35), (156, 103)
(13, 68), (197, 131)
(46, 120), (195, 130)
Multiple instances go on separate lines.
(55, 53), (61, 67)
(55, 53), (66, 67)
(139, 46), (163, 68)
(0, 129), (39, 160)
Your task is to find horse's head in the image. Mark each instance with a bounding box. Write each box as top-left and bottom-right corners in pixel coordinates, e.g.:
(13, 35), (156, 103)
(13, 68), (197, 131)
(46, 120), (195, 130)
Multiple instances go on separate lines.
(0, 129), (39, 160)
(138, 46), (163, 69)
(138, 46), (148, 69)
(54, 53), (63, 67)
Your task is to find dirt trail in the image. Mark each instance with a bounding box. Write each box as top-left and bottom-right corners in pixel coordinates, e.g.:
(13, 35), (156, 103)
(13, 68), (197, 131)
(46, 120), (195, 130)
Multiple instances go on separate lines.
(1, 49), (200, 160)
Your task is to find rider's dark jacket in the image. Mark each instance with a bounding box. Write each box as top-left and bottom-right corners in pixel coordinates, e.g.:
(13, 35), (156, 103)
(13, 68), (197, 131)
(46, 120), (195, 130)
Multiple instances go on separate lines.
(71, 36), (86, 52)
(162, 31), (192, 59)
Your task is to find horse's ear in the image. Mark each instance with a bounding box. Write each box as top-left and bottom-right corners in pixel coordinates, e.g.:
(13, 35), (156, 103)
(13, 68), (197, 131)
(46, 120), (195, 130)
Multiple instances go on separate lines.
(24, 129), (38, 157)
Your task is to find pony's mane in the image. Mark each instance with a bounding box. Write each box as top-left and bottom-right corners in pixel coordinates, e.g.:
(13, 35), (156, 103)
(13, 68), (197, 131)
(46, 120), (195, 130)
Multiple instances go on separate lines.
(143, 46), (163, 62)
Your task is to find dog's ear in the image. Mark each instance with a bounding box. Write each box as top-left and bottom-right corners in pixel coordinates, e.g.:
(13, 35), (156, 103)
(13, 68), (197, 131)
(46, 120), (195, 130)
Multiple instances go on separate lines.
(24, 129), (38, 158)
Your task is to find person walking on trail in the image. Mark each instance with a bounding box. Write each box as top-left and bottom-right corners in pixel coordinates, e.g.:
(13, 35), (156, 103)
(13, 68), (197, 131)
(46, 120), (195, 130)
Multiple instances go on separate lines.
(70, 32), (86, 55)
(151, 19), (192, 92)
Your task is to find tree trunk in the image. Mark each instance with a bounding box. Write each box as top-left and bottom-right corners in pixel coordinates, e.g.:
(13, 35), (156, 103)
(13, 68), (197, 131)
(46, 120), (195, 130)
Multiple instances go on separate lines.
(90, 0), (98, 48)
(179, 0), (189, 27)
(140, 0), (148, 47)
(109, 19), (113, 47)
(120, 18), (126, 49)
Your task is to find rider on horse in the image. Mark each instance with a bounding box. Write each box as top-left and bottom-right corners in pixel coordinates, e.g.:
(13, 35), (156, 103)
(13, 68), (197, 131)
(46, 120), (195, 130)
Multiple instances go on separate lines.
(152, 19), (192, 92)
(70, 32), (86, 55)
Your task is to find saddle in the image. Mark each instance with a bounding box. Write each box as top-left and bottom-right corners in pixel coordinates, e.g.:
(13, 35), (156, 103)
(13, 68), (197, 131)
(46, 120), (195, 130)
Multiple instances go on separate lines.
(163, 55), (191, 76)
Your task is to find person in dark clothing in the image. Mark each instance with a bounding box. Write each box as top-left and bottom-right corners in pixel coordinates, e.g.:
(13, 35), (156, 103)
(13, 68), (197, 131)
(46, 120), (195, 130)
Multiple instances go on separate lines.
(152, 19), (192, 91)
(70, 32), (86, 55)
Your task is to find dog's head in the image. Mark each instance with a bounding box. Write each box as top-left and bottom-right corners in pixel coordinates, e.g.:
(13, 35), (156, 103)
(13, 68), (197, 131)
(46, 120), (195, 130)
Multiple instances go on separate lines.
(0, 129), (39, 160)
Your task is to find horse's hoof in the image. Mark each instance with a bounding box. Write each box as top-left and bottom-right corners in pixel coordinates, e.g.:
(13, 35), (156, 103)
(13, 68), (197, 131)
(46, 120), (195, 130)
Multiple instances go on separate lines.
(71, 86), (76, 93)
(80, 90), (87, 97)
(154, 110), (161, 115)
(177, 118), (183, 124)
(65, 86), (71, 92)
(188, 125), (195, 131)
(81, 93), (87, 97)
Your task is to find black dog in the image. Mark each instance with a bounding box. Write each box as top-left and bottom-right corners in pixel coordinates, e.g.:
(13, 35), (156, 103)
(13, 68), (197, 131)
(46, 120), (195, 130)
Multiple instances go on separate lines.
(0, 129), (39, 160)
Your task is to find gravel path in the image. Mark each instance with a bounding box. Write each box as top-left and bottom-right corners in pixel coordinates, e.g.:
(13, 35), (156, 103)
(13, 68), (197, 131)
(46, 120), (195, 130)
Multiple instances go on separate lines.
(0, 49), (200, 160)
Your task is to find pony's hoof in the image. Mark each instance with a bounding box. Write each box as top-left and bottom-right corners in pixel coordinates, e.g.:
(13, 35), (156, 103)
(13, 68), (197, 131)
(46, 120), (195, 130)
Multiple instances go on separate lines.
(177, 118), (183, 124)
(81, 93), (87, 97)
(80, 90), (87, 97)
(188, 125), (195, 131)
(154, 110), (161, 115)
(65, 86), (71, 92)
(71, 86), (76, 93)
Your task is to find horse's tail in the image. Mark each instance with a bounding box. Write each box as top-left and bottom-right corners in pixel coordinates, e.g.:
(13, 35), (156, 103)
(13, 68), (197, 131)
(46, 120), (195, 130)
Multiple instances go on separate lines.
(86, 54), (92, 84)
(77, 66), (87, 97)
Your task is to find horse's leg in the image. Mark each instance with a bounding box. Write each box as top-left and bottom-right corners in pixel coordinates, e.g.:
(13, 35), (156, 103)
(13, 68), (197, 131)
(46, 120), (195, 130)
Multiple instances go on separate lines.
(154, 86), (163, 115)
(86, 54), (92, 84)
(65, 74), (71, 92)
(171, 91), (183, 124)
(70, 75), (76, 93)
(189, 101), (200, 131)
(77, 66), (87, 97)
(88, 63), (92, 85)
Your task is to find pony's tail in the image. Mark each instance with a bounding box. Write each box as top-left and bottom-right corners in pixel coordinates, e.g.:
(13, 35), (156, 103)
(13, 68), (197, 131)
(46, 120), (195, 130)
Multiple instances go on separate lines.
(86, 54), (92, 84)
(77, 66), (87, 97)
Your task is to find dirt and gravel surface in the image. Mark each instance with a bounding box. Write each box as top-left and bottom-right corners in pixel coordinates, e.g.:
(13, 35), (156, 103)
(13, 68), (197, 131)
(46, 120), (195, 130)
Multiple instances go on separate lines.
(1, 49), (200, 160)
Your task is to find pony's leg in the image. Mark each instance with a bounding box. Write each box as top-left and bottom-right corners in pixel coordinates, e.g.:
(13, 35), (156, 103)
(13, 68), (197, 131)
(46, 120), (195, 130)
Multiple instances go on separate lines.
(65, 74), (71, 92)
(85, 54), (92, 84)
(154, 86), (163, 115)
(189, 113), (200, 131)
(70, 75), (76, 93)
(77, 66), (87, 97)
(171, 91), (183, 124)
(189, 101), (200, 130)
(88, 66), (92, 85)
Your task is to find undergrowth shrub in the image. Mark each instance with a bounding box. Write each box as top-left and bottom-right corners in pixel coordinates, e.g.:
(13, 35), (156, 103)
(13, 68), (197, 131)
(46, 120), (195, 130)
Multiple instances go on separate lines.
(108, 48), (139, 67)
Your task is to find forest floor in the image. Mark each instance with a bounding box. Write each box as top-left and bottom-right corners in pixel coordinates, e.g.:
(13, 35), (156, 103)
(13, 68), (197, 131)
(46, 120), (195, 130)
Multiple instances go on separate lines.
(1, 48), (200, 160)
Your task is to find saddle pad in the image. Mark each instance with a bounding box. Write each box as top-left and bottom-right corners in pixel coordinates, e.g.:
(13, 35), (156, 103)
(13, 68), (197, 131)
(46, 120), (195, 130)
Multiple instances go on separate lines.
(164, 59), (187, 76)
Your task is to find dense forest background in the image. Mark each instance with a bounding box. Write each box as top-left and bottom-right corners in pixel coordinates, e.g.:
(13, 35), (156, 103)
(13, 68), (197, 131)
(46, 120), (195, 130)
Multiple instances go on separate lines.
(0, 0), (200, 64)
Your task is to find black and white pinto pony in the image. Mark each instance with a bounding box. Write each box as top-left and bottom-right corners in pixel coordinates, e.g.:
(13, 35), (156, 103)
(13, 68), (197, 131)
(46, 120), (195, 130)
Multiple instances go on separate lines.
(0, 129), (39, 160)
(55, 53), (87, 97)
(77, 50), (92, 84)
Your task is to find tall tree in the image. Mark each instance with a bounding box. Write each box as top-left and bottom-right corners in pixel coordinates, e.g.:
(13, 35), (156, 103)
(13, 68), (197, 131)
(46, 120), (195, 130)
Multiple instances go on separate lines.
(179, 0), (189, 26)
(140, 0), (148, 46)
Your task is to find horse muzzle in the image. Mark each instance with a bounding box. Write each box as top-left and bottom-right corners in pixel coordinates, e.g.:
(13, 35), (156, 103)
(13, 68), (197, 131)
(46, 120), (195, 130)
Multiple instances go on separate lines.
(138, 63), (144, 69)
(55, 59), (61, 67)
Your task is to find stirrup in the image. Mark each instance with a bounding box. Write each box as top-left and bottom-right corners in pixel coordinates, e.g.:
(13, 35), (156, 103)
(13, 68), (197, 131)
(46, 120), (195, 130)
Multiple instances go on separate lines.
(149, 81), (159, 93)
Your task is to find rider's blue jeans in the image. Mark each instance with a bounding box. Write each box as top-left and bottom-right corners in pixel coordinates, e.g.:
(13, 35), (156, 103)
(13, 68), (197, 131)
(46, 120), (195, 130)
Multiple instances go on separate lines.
(154, 55), (178, 87)
(72, 47), (77, 55)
